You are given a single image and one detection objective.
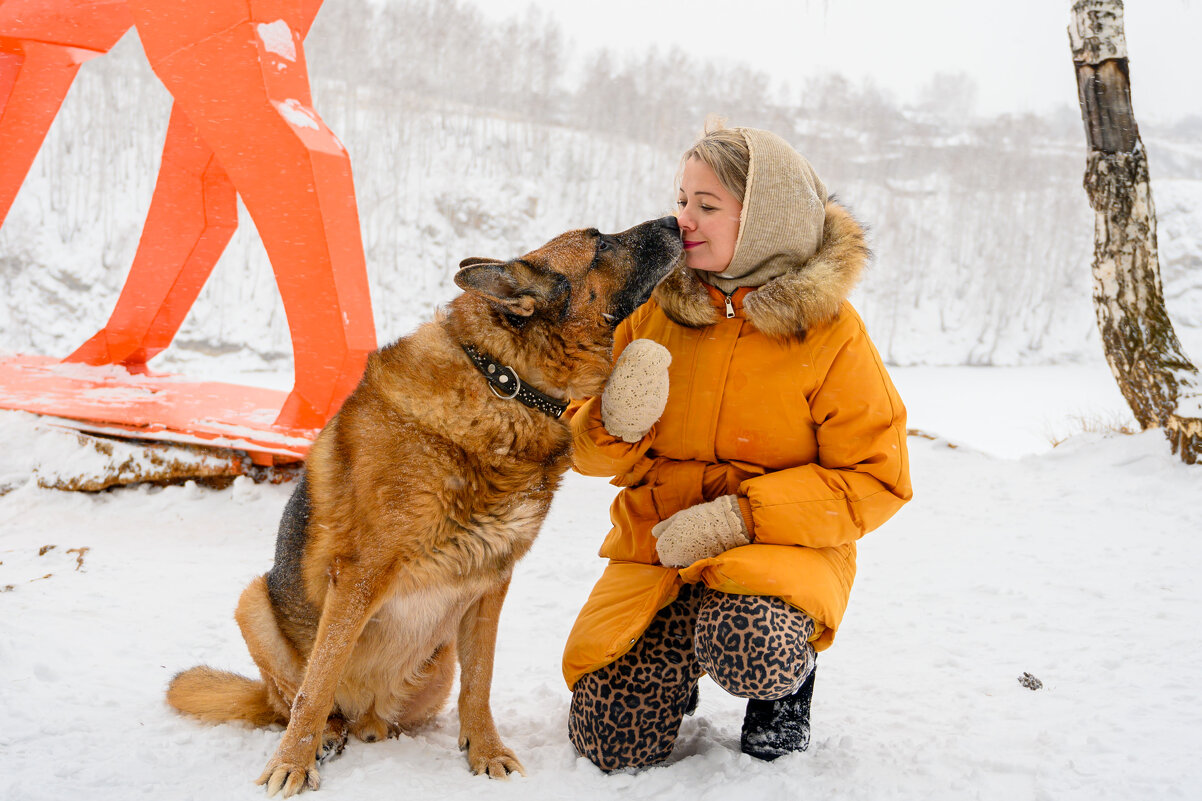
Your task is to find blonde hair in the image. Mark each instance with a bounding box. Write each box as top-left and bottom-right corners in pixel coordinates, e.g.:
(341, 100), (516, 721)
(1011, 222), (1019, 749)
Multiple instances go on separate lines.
(679, 117), (750, 202)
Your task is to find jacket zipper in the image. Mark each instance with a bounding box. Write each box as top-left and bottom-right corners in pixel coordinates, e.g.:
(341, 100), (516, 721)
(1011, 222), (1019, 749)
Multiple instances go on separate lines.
(723, 290), (735, 319)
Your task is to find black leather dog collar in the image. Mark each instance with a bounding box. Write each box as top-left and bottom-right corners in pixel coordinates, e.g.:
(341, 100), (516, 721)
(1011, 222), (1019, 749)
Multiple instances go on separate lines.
(461, 345), (569, 420)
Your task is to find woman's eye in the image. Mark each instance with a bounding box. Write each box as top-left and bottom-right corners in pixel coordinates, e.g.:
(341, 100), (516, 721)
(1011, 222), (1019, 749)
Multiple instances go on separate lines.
(700, 205), (715, 212)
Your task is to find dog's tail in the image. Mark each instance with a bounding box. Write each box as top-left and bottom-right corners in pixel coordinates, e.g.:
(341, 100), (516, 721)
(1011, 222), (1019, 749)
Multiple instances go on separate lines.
(166, 666), (282, 727)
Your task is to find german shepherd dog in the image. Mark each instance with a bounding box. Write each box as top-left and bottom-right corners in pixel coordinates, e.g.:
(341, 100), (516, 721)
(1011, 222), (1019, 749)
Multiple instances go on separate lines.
(165, 216), (681, 796)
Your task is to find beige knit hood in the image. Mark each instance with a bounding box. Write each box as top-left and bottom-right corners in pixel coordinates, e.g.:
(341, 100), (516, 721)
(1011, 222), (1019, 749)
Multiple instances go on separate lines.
(707, 128), (828, 293)
(654, 128), (869, 340)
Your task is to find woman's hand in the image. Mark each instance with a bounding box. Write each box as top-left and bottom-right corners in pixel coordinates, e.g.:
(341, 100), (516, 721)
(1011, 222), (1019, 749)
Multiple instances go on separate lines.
(600, 339), (671, 443)
(652, 495), (750, 567)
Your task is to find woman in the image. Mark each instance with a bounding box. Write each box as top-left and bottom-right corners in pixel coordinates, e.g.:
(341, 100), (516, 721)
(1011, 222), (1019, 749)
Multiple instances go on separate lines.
(562, 123), (912, 770)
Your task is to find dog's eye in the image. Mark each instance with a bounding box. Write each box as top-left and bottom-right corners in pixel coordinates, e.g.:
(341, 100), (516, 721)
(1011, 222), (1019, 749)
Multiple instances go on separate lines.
(597, 239), (611, 252)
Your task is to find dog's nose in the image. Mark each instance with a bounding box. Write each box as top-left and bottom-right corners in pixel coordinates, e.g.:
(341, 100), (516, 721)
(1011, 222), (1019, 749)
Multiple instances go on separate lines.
(656, 216), (679, 232)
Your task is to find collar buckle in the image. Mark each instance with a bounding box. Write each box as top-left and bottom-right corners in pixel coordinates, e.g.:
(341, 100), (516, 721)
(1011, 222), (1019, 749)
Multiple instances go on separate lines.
(487, 366), (521, 400)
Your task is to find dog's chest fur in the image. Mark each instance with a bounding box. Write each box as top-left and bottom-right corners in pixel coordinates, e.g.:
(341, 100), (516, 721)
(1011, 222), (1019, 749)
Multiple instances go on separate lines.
(363, 578), (487, 659)
(296, 351), (572, 596)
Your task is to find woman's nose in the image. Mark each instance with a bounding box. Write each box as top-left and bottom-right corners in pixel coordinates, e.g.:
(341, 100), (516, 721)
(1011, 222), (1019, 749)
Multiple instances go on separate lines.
(676, 208), (695, 231)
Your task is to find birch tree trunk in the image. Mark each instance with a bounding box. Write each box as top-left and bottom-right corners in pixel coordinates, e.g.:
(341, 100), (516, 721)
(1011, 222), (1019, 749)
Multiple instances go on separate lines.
(1069, 0), (1202, 464)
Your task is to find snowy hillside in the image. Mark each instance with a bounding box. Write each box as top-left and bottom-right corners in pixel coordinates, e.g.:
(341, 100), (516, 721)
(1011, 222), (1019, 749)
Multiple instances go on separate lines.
(1, 366), (1200, 800)
(2, 26), (1201, 372)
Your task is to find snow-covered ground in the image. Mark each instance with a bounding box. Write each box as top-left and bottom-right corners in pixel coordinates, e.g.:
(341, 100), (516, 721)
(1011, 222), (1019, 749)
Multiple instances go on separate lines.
(1, 364), (1200, 801)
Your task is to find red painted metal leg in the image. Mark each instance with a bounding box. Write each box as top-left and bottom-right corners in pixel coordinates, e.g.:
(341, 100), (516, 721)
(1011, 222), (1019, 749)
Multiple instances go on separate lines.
(0, 43), (86, 225)
(129, 0), (376, 431)
(0, 0), (132, 225)
(65, 104), (238, 369)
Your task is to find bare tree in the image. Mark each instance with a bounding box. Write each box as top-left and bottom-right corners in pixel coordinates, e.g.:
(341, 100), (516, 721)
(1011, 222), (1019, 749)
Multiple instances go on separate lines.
(1069, 0), (1201, 463)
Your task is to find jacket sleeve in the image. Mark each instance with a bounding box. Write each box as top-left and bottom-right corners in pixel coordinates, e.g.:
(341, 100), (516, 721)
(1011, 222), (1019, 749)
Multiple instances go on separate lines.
(739, 317), (912, 549)
(567, 314), (658, 483)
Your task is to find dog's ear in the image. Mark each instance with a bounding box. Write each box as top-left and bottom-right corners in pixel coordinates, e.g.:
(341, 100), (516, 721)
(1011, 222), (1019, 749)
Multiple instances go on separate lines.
(454, 261), (538, 317)
(458, 257), (504, 269)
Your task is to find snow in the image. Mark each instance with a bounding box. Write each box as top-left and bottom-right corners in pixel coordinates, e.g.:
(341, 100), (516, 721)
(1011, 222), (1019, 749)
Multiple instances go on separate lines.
(2, 365), (1200, 800)
(2, 7), (1199, 796)
(257, 21), (298, 63)
(273, 99), (322, 131)
(889, 365), (1133, 458)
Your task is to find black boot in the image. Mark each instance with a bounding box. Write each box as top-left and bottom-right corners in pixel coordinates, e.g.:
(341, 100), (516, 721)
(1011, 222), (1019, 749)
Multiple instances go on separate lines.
(740, 666), (815, 761)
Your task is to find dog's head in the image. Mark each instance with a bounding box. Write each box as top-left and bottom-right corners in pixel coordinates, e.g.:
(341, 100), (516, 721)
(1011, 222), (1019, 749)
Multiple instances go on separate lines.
(453, 216), (682, 398)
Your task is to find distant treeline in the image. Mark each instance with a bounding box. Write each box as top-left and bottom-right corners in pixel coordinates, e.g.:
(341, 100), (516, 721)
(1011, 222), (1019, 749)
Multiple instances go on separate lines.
(84, 0), (1202, 188)
(303, 0), (1202, 180)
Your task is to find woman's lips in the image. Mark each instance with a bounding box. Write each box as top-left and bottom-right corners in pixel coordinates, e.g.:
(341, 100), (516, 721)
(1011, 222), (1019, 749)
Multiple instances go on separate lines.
(683, 241), (702, 250)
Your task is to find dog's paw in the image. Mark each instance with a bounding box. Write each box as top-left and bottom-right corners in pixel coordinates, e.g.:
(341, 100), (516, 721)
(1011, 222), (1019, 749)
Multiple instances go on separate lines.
(470, 749), (527, 780)
(459, 734), (527, 779)
(256, 758), (320, 797)
(317, 718), (348, 763)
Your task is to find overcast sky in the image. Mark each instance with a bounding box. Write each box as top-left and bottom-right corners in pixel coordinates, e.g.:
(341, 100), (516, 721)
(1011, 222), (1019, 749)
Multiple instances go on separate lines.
(469, 0), (1201, 123)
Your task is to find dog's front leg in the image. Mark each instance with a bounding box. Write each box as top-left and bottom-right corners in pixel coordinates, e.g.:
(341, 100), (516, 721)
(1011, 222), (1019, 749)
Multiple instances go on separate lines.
(257, 565), (387, 797)
(457, 577), (526, 778)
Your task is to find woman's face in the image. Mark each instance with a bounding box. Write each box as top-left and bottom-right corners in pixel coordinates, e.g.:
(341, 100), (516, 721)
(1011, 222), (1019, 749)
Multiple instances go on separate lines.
(676, 156), (743, 273)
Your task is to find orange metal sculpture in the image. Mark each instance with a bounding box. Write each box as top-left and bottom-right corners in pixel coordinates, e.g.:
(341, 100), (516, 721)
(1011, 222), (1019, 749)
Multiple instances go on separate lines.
(0, 0), (376, 462)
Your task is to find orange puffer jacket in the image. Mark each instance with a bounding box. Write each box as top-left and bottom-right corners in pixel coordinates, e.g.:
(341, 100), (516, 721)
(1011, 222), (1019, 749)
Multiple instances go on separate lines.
(562, 202), (912, 689)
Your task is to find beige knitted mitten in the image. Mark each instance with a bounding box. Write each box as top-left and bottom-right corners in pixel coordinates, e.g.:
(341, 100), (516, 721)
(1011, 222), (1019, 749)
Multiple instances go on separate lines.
(600, 339), (671, 443)
(651, 495), (751, 568)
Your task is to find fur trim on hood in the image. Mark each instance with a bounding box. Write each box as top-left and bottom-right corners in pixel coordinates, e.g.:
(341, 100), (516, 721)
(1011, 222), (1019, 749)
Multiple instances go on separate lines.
(652, 200), (869, 340)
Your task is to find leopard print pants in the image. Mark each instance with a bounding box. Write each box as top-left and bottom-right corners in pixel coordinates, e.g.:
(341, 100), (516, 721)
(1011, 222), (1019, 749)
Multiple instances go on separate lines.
(568, 583), (817, 771)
